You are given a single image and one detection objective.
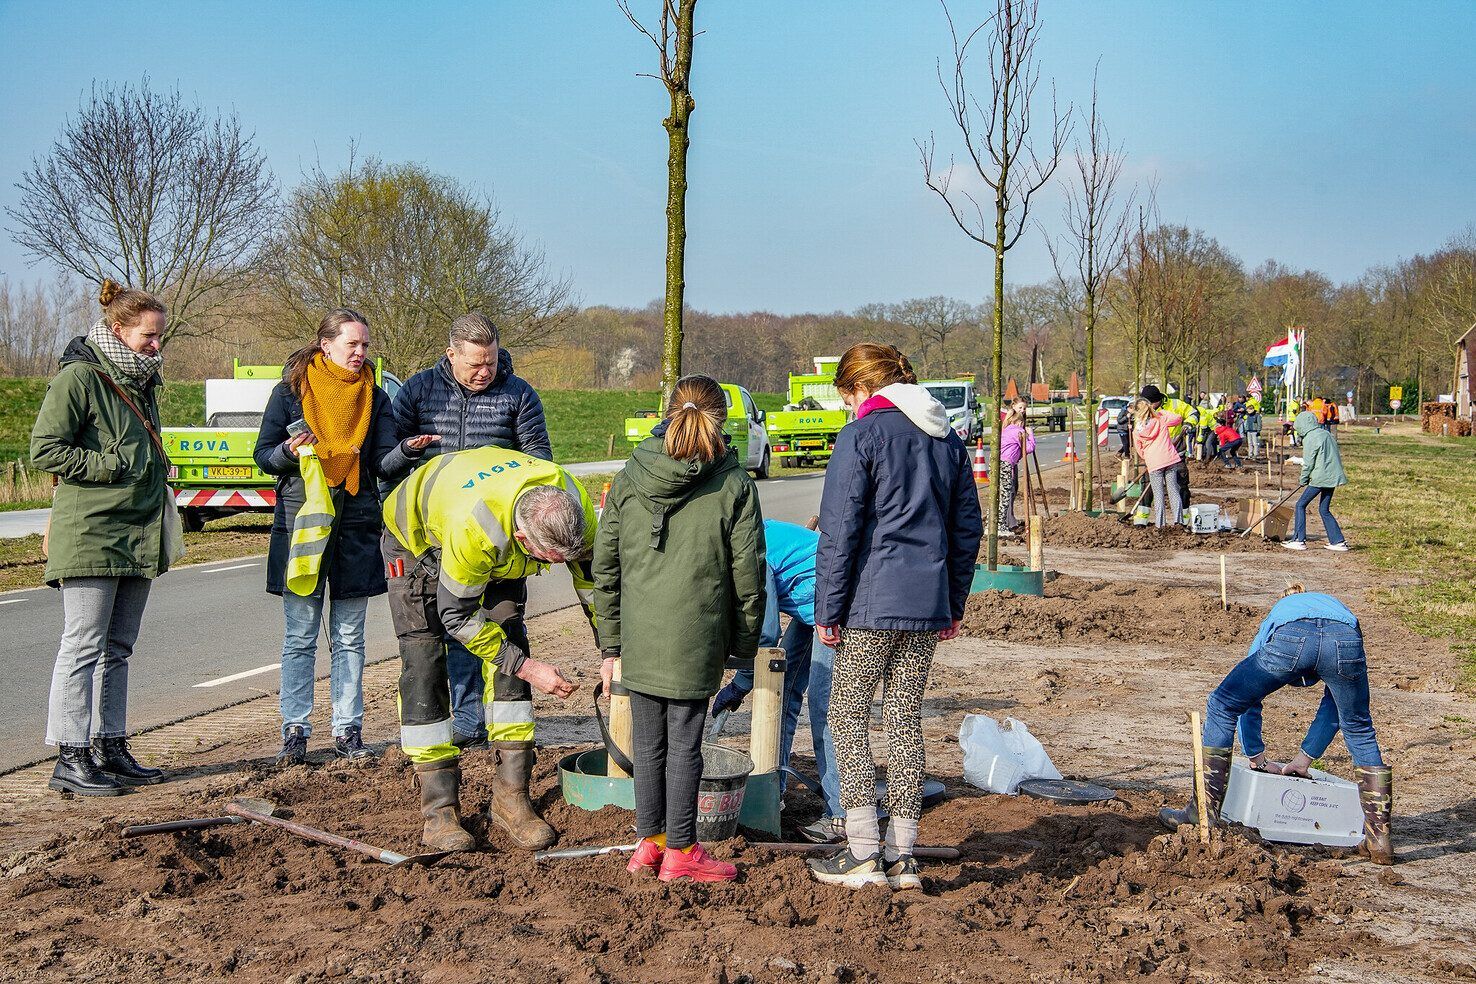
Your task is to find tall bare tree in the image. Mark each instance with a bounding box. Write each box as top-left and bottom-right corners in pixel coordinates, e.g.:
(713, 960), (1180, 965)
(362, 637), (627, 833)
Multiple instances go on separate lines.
(6, 80), (277, 347)
(619, 0), (698, 400)
(1045, 72), (1132, 509)
(268, 157), (574, 374)
(920, 0), (1070, 569)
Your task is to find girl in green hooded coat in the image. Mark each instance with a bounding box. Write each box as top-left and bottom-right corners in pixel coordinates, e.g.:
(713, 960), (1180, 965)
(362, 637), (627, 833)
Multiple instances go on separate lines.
(593, 374), (766, 883)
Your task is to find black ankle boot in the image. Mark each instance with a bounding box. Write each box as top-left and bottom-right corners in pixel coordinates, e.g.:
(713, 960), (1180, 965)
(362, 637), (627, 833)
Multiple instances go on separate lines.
(49, 745), (126, 797)
(93, 736), (167, 786)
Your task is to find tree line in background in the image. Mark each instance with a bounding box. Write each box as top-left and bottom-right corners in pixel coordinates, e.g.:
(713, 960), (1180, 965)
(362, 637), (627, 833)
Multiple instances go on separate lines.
(1, 59), (1473, 410)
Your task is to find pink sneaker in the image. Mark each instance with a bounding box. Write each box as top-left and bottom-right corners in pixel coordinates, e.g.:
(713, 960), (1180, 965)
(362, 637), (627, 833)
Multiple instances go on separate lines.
(627, 838), (664, 876)
(657, 843), (737, 882)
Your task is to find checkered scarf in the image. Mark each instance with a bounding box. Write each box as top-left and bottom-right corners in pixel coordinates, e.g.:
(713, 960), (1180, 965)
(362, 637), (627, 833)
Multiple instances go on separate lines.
(88, 319), (163, 384)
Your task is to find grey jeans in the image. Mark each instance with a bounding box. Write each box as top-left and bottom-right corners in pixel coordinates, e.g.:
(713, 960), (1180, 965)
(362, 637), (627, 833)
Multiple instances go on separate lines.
(46, 576), (152, 747)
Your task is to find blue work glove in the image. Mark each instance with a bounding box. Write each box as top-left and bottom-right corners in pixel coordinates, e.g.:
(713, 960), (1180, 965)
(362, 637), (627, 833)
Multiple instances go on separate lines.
(711, 680), (750, 717)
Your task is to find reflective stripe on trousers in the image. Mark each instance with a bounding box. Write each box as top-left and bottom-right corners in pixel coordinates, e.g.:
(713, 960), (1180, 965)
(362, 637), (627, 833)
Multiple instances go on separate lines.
(396, 692), (457, 764)
(286, 448), (336, 596)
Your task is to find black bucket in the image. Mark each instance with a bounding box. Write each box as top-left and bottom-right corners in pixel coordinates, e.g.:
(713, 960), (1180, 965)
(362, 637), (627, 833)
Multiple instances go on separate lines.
(696, 743), (754, 843)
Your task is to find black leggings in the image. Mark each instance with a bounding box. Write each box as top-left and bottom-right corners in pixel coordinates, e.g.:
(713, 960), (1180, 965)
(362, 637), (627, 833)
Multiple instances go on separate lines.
(629, 688), (707, 849)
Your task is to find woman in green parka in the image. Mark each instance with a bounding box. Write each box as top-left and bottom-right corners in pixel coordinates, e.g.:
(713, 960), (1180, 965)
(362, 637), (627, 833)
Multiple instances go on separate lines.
(593, 374), (766, 883)
(30, 280), (177, 797)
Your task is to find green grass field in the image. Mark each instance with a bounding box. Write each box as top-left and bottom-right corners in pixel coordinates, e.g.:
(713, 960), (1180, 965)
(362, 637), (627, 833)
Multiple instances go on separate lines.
(1338, 425), (1476, 689)
(0, 379), (781, 464)
(0, 377), (783, 510)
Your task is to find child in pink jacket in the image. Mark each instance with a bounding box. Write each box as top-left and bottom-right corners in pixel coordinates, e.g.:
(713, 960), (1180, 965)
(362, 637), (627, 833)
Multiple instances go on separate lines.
(998, 406), (1035, 534)
(1132, 398), (1184, 528)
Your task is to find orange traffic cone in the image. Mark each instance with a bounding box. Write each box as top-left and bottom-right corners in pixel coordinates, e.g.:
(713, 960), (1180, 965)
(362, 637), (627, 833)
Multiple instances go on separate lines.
(973, 440), (989, 484)
(1060, 432), (1079, 463)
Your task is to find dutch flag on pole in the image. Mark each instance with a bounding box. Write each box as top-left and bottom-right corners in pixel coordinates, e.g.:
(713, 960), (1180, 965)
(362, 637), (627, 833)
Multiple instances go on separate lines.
(1264, 335), (1296, 367)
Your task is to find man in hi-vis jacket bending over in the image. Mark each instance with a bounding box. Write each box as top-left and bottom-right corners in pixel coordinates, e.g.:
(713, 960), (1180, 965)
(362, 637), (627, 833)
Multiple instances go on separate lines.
(382, 447), (597, 852)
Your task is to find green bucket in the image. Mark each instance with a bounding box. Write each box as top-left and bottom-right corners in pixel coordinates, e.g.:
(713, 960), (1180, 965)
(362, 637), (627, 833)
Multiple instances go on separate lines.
(971, 563), (1044, 596)
(558, 748), (635, 811)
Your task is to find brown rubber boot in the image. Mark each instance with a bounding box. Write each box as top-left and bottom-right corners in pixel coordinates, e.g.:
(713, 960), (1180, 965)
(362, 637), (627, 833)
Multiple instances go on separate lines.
(1355, 765), (1394, 865)
(489, 741), (556, 850)
(1157, 746), (1234, 830)
(415, 760), (476, 852)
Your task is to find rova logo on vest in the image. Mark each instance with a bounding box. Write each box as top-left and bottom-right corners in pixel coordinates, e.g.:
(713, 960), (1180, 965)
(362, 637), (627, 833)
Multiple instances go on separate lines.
(461, 459), (522, 488)
(179, 439), (231, 451)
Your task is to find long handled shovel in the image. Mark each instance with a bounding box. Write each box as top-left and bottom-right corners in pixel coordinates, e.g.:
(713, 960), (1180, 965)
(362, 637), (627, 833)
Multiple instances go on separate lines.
(224, 799), (449, 868)
(121, 797), (278, 838)
(1239, 483), (1306, 538)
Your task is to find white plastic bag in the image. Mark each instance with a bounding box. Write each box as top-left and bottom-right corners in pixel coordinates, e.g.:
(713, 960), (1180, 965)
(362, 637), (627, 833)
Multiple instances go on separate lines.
(959, 715), (1062, 795)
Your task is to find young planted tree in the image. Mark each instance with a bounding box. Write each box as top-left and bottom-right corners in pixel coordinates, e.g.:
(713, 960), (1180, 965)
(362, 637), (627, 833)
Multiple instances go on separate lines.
(919, 0), (1070, 569)
(1045, 74), (1131, 509)
(619, 0), (699, 400)
(6, 80), (277, 347)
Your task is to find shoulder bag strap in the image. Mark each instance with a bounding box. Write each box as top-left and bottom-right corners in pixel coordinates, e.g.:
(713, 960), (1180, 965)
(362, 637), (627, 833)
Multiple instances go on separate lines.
(90, 368), (167, 462)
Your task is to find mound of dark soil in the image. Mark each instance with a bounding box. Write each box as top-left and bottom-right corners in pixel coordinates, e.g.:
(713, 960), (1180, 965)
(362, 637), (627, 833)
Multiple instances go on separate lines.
(961, 573), (1263, 647)
(0, 751), (1373, 984)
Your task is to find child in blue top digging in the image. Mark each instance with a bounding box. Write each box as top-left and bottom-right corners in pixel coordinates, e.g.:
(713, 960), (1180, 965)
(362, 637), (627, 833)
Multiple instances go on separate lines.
(711, 518), (846, 843)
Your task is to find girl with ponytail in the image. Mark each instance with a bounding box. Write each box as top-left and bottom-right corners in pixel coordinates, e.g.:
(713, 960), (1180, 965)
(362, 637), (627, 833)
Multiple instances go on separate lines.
(593, 374), (766, 882)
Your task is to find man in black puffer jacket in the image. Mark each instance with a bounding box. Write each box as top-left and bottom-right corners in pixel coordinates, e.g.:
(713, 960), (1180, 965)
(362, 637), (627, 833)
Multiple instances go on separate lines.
(387, 313), (553, 753)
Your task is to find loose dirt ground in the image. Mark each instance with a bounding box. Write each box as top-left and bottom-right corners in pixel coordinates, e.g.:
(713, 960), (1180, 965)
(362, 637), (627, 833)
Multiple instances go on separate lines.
(2, 458), (1473, 983)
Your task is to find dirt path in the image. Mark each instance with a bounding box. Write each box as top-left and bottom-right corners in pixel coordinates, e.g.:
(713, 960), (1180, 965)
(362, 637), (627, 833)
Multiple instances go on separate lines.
(1, 483), (1472, 982)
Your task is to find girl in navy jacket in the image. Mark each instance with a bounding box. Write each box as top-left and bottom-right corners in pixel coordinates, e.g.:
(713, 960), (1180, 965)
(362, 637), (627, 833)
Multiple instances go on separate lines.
(808, 344), (982, 891)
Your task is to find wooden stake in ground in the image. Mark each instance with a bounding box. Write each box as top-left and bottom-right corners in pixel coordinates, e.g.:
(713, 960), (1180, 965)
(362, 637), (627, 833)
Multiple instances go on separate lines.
(1028, 515), (1044, 572)
(750, 648), (785, 777)
(1219, 555), (1228, 611)
(1189, 710), (1211, 845)
(608, 658), (632, 779)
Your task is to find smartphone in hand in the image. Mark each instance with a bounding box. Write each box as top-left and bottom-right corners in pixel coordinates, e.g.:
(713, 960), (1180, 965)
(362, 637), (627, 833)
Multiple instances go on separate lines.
(286, 417), (310, 438)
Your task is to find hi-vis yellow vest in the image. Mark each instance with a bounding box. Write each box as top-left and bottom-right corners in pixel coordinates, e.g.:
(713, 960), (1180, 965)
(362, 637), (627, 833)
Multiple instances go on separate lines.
(286, 447), (336, 596)
(383, 448), (598, 664)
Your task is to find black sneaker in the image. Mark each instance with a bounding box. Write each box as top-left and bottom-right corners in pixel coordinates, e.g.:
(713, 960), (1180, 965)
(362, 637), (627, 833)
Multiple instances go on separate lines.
(807, 849), (888, 888)
(885, 855), (923, 891)
(334, 725), (375, 761)
(799, 816), (846, 844)
(452, 730), (489, 752)
(276, 725), (308, 766)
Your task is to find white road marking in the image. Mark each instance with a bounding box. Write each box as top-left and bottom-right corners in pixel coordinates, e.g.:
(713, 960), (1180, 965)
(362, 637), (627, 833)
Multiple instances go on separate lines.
(0, 598), (25, 606)
(194, 663), (280, 688)
(204, 563), (257, 574)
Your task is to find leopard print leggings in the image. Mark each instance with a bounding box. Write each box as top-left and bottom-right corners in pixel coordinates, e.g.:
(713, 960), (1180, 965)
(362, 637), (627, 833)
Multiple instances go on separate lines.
(829, 627), (939, 820)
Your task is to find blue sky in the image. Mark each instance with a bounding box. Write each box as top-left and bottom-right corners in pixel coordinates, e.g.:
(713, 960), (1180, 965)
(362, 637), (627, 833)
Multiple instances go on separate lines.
(2, 1), (1473, 314)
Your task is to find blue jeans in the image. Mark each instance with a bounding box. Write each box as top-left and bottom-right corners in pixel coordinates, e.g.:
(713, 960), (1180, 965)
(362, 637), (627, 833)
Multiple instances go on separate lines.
(446, 638), (487, 741)
(1205, 618), (1384, 767)
(738, 620), (844, 818)
(280, 593), (368, 738)
(1293, 486), (1344, 544)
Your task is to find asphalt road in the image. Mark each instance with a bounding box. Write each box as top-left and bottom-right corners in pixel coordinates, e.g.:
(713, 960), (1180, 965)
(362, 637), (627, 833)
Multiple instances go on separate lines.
(0, 471), (828, 771)
(0, 430), (1087, 771)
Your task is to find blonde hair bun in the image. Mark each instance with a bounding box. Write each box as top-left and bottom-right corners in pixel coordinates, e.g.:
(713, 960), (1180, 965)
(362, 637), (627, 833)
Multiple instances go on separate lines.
(98, 278), (125, 307)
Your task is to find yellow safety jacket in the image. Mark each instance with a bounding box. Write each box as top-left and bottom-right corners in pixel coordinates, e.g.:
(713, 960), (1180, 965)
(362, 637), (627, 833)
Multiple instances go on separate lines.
(384, 448), (598, 753)
(285, 447), (336, 596)
(1163, 398), (1198, 441)
(1197, 403), (1220, 430)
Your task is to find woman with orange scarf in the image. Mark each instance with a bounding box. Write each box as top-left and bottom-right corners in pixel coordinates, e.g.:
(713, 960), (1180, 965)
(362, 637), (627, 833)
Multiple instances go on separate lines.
(254, 310), (421, 765)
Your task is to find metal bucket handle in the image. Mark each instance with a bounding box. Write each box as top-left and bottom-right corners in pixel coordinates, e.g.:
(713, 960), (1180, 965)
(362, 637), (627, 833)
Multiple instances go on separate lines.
(592, 679), (636, 777)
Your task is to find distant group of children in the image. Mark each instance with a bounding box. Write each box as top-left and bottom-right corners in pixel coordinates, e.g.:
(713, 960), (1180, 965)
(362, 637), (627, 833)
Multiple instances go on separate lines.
(1115, 385), (1348, 547)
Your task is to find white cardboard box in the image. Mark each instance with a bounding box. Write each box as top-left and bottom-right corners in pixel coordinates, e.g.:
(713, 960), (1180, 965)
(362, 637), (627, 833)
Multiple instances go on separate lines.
(1220, 757), (1365, 848)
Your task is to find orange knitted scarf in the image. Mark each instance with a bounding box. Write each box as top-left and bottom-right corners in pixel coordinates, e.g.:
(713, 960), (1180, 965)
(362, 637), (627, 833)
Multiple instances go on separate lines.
(300, 354), (373, 495)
